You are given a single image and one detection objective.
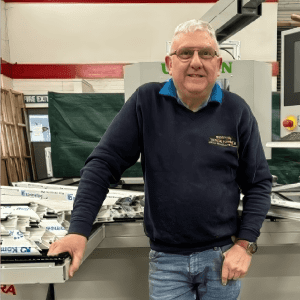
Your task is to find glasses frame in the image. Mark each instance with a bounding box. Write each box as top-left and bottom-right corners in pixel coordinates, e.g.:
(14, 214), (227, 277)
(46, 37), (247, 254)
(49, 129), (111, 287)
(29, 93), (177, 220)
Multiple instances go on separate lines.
(169, 48), (219, 61)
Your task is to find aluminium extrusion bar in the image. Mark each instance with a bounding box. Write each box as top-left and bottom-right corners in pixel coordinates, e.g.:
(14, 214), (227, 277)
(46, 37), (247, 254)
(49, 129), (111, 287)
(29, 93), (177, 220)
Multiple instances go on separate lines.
(13, 176), (144, 188)
(266, 142), (300, 148)
(1, 259), (71, 285)
(237, 200), (300, 222)
(12, 180), (144, 192)
(272, 182), (300, 193)
(12, 181), (78, 190)
(8, 182), (300, 221)
(1, 186), (77, 202)
(82, 224), (105, 261)
(0, 224), (105, 285)
(238, 191), (300, 221)
(4, 184), (144, 205)
(119, 177), (144, 185)
(267, 206), (300, 222)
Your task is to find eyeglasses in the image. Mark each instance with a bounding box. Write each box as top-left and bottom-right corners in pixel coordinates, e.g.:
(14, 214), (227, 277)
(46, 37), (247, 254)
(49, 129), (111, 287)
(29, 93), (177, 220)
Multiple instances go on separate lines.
(169, 47), (219, 61)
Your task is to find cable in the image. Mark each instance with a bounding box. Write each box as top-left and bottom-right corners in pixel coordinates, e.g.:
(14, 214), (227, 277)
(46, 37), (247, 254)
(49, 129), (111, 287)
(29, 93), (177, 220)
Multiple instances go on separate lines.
(220, 49), (236, 60)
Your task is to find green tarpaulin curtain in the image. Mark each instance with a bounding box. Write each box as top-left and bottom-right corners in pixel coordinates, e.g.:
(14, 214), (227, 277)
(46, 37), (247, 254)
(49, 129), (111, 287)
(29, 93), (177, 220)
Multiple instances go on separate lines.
(48, 92), (142, 178)
(48, 91), (300, 184)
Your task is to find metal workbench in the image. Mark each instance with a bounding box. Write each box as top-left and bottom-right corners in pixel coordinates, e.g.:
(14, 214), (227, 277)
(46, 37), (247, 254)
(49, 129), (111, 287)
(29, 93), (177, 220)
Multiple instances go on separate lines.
(3, 179), (300, 299)
(1, 223), (105, 285)
(2, 218), (300, 300)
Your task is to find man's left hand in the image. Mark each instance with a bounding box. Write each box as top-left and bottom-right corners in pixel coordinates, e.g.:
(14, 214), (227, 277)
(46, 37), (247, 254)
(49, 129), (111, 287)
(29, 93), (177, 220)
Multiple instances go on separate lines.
(221, 244), (252, 285)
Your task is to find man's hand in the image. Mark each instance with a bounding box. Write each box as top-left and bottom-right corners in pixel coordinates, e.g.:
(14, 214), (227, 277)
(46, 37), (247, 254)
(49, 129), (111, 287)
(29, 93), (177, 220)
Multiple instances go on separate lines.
(221, 244), (252, 286)
(47, 234), (87, 278)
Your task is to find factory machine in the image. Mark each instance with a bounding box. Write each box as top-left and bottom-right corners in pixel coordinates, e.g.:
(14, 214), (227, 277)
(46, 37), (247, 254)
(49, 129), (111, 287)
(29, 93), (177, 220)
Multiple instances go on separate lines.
(2, 1), (300, 300)
(268, 26), (300, 143)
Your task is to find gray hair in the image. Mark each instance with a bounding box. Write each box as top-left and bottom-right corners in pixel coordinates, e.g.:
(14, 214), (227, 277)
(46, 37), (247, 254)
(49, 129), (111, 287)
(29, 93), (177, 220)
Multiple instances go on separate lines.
(169, 19), (219, 55)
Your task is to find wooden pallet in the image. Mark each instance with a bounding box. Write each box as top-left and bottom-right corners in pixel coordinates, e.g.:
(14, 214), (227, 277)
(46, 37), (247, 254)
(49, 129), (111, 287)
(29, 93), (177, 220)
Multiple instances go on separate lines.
(1, 88), (37, 185)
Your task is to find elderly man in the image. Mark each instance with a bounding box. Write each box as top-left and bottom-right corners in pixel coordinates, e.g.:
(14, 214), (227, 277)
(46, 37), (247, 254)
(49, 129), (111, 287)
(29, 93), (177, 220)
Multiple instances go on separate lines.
(48, 20), (272, 299)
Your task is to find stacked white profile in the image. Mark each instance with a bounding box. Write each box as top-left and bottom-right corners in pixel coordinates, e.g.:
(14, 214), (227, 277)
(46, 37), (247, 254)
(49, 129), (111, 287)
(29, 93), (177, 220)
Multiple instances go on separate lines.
(1, 182), (145, 255)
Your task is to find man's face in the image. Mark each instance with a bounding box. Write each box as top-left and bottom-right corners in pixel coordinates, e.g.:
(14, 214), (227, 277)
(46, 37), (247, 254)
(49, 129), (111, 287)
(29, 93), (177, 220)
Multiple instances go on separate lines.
(165, 30), (222, 101)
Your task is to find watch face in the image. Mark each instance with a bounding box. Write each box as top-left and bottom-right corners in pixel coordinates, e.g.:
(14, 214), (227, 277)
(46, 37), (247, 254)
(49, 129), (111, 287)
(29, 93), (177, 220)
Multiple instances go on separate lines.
(250, 243), (257, 253)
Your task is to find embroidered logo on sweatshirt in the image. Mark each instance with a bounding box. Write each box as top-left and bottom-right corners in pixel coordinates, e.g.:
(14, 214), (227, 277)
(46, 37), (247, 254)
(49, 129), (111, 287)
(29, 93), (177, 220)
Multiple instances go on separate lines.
(208, 135), (237, 147)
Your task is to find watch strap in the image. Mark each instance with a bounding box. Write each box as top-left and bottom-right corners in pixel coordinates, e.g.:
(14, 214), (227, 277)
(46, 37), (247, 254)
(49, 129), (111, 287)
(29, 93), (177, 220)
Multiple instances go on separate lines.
(235, 239), (256, 255)
(235, 239), (249, 250)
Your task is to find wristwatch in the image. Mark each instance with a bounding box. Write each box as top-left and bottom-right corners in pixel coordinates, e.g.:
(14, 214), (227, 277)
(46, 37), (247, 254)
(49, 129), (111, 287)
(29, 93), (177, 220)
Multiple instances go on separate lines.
(235, 239), (258, 255)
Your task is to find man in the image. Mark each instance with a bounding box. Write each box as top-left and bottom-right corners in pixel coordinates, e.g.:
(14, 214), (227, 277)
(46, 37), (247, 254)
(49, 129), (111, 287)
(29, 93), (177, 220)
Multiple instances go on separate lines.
(48, 20), (272, 299)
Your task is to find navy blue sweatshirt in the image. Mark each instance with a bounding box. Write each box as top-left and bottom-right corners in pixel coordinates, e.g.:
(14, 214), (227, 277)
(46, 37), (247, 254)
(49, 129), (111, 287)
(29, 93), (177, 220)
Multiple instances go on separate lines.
(68, 79), (272, 254)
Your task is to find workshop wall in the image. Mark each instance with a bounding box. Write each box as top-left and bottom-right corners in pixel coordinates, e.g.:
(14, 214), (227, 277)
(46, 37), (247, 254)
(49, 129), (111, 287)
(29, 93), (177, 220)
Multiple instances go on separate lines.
(3, 2), (277, 64)
(1, 1), (278, 93)
(1, 0), (10, 62)
(0, 0), (280, 180)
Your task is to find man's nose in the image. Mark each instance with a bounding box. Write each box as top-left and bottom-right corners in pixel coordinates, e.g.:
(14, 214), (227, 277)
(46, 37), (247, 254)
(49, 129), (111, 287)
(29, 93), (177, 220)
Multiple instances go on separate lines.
(190, 51), (204, 69)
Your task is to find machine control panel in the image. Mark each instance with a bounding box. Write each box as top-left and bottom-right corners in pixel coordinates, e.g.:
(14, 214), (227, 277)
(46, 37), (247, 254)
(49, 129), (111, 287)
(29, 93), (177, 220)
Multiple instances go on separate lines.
(281, 27), (300, 139)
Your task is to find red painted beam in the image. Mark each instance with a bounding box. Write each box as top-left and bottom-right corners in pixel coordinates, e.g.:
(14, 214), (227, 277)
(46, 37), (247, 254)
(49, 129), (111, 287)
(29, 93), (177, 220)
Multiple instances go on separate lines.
(13, 64), (77, 79)
(1, 61), (279, 79)
(1, 59), (13, 78)
(1, 62), (127, 79)
(75, 64), (127, 78)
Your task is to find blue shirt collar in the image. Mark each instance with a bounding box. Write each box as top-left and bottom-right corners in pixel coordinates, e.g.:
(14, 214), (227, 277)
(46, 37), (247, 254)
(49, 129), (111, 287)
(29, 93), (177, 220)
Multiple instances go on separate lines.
(159, 78), (223, 104)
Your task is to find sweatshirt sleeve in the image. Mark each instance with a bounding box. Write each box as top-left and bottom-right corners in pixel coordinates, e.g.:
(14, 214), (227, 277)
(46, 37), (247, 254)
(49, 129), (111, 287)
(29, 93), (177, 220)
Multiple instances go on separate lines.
(235, 109), (272, 242)
(68, 93), (141, 238)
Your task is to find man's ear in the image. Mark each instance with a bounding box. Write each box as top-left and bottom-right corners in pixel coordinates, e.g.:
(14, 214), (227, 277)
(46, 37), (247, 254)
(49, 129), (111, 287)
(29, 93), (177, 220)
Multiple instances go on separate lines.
(165, 56), (172, 76)
(216, 57), (223, 77)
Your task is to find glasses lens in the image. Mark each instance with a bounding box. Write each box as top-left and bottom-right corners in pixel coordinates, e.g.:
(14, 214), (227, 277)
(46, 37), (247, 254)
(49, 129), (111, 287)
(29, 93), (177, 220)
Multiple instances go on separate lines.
(198, 49), (215, 59)
(176, 48), (216, 60)
(177, 48), (194, 59)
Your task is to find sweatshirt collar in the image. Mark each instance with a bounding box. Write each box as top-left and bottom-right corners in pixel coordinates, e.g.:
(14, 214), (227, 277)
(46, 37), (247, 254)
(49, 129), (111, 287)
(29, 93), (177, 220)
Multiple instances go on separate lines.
(159, 78), (223, 104)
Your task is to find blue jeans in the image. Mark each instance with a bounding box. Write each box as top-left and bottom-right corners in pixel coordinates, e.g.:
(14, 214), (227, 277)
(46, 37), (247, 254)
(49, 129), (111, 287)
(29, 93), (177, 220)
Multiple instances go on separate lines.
(149, 243), (241, 300)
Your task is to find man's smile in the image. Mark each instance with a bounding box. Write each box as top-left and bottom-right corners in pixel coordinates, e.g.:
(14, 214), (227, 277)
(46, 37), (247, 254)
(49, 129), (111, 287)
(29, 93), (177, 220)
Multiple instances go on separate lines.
(188, 74), (205, 77)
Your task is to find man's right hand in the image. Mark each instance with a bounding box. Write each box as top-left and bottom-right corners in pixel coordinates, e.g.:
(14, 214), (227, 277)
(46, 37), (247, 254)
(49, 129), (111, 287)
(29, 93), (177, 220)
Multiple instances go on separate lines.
(47, 234), (87, 278)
